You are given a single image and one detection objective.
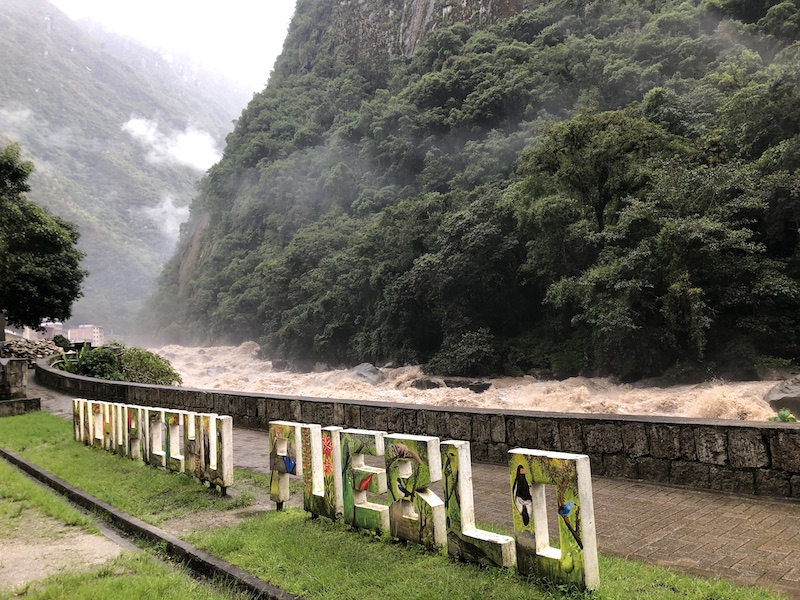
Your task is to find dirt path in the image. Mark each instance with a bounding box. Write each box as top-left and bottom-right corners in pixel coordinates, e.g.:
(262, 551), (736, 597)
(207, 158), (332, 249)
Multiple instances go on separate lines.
(0, 508), (128, 592)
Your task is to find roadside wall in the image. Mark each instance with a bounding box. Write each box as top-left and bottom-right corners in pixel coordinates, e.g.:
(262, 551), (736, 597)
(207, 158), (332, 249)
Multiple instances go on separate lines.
(36, 361), (800, 499)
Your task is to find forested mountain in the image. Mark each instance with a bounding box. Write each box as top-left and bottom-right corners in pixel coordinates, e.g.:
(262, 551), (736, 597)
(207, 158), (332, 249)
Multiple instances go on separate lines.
(146, 0), (800, 381)
(0, 0), (246, 334)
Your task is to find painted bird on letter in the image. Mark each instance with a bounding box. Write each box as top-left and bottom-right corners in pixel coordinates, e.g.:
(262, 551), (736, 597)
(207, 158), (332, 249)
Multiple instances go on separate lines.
(397, 478), (413, 498)
(513, 465), (533, 527)
(558, 500), (575, 517)
(282, 455), (296, 474)
(357, 473), (374, 491)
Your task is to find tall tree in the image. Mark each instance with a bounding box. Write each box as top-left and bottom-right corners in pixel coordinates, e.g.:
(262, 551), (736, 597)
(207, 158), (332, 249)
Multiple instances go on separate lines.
(0, 144), (87, 340)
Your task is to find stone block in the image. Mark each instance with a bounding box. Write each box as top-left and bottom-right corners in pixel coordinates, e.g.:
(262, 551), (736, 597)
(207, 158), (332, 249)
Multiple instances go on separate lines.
(536, 420), (561, 451)
(486, 442), (509, 464)
(791, 476), (800, 499)
(244, 398), (256, 418)
(417, 410), (436, 435)
(316, 403), (334, 426)
(670, 461), (710, 488)
(387, 407), (404, 433)
(769, 431), (800, 472)
(559, 421), (585, 453)
(601, 453), (638, 479)
(401, 409), (418, 434)
(343, 403), (361, 428)
(636, 457), (671, 483)
(508, 417), (537, 448)
(583, 423), (621, 454)
(490, 415), (506, 443)
(589, 454), (604, 475)
(679, 427), (697, 461)
(300, 401), (317, 424)
(727, 429), (769, 468)
(0, 358), (27, 399)
(621, 422), (649, 455)
(755, 469), (791, 497)
(332, 402), (345, 425)
(694, 427), (727, 465)
(646, 424), (681, 459)
(709, 466), (755, 494)
(0, 398), (40, 417)
(255, 398), (267, 418)
(286, 399), (300, 421)
(448, 413), (472, 440)
(472, 414), (490, 442)
(471, 441), (489, 462)
(361, 406), (388, 431)
(361, 405), (377, 429)
(266, 399), (279, 420)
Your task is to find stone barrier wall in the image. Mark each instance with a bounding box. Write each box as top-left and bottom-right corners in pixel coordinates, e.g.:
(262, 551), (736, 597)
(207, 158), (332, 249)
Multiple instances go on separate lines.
(0, 358), (27, 399)
(35, 360), (800, 499)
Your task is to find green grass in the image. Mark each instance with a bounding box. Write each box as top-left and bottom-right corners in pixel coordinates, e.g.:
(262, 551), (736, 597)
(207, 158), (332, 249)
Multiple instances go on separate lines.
(0, 460), (96, 535)
(186, 509), (784, 600)
(0, 412), (253, 525)
(0, 552), (247, 600)
(0, 412), (787, 600)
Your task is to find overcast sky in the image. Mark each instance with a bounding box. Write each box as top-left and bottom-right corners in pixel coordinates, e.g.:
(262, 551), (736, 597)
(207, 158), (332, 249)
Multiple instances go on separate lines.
(49, 0), (297, 93)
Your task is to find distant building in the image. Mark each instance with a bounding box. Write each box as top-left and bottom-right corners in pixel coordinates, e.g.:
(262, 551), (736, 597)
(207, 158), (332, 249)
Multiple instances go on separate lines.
(16, 321), (63, 341)
(39, 321), (64, 340)
(69, 324), (105, 346)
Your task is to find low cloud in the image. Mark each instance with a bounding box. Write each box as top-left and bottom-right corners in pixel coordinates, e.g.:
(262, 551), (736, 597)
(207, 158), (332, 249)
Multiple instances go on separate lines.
(140, 194), (189, 241)
(0, 107), (33, 140)
(122, 117), (221, 171)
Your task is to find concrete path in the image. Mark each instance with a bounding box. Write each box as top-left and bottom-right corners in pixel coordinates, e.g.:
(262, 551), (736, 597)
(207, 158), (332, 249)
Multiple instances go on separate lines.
(28, 379), (800, 598)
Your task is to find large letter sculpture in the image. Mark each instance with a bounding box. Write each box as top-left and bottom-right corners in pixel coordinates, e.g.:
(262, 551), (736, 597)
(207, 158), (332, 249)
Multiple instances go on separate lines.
(149, 409), (167, 468)
(269, 420), (303, 510)
(441, 440), (516, 567)
(72, 399), (233, 492)
(509, 449), (599, 590)
(341, 428), (389, 532)
(127, 406), (144, 459)
(385, 434), (446, 549)
(301, 424), (343, 521)
(182, 412), (233, 493)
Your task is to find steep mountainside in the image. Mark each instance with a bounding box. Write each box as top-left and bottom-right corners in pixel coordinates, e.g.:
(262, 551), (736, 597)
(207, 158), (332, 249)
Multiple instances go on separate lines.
(148, 0), (800, 380)
(0, 0), (244, 334)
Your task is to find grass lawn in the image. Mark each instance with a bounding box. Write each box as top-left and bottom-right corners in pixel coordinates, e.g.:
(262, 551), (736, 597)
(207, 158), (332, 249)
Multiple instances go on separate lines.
(0, 412), (788, 600)
(0, 424), (246, 600)
(0, 551), (247, 600)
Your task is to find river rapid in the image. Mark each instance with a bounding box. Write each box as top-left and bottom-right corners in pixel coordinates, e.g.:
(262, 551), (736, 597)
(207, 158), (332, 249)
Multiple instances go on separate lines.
(154, 342), (779, 421)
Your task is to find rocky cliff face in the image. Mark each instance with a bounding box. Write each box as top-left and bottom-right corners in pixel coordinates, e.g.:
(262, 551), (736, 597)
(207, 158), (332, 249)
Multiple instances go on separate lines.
(333, 0), (523, 59)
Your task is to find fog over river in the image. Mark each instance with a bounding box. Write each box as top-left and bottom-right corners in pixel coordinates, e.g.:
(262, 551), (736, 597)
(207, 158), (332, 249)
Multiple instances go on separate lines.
(154, 342), (779, 421)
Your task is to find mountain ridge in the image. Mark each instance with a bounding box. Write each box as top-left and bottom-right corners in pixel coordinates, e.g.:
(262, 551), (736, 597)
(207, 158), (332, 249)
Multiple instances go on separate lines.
(0, 0), (247, 335)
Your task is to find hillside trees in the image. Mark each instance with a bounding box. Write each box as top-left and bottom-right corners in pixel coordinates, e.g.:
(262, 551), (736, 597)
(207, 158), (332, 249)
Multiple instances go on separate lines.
(145, 0), (800, 379)
(0, 144), (87, 339)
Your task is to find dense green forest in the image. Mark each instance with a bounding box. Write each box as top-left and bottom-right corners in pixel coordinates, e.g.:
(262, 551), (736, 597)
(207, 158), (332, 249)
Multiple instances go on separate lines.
(146, 0), (800, 381)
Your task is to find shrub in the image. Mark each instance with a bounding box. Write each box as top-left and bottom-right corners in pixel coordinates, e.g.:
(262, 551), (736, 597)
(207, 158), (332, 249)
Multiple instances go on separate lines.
(118, 346), (183, 385)
(52, 334), (71, 349)
(426, 328), (500, 376)
(57, 343), (182, 385)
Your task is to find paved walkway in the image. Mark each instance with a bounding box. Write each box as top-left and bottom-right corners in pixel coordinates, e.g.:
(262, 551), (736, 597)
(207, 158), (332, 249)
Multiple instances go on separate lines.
(29, 379), (800, 598)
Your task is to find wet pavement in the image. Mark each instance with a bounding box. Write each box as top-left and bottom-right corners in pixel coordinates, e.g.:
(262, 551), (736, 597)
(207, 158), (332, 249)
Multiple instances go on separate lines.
(27, 378), (800, 598)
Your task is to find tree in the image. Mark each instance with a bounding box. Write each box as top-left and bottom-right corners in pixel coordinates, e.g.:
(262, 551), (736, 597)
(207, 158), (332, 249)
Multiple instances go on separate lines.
(519, 111), (685, 232)
(0, 144), (87, 339)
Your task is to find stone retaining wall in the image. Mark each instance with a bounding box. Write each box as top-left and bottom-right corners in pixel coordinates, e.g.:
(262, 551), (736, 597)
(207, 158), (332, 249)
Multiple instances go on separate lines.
(0, 398), (41, 417)
(35, 360), (800, 499)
